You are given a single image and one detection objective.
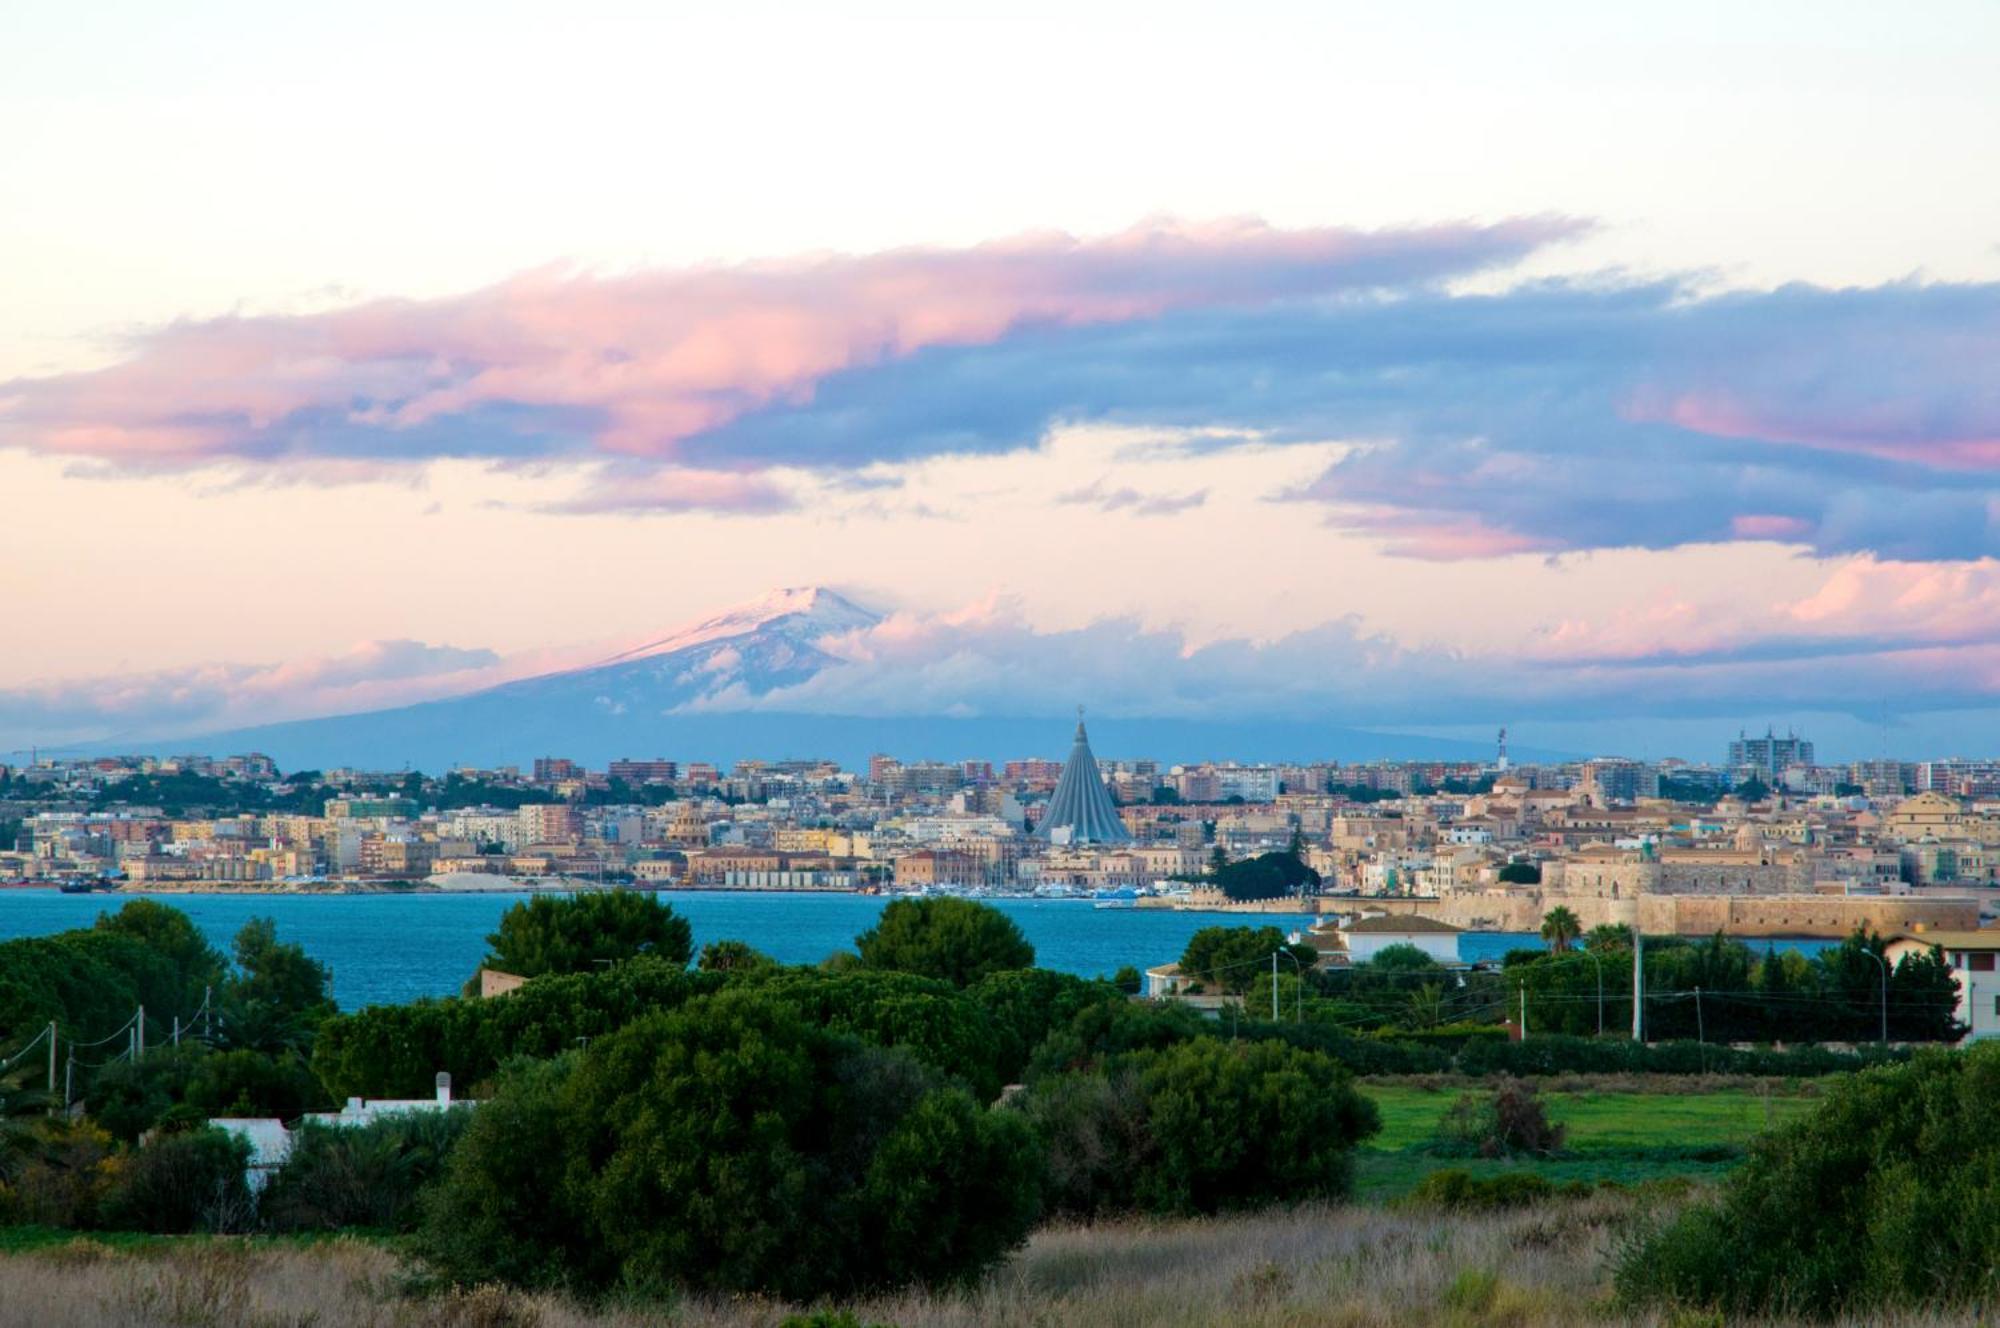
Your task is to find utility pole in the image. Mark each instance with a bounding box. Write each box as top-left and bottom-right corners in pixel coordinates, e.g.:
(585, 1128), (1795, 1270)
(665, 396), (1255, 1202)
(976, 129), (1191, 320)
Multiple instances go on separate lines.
(172, 1016), (180, 1048)
(47, 1021), (56, 1099)
(1632, 933), (1645, 1042)
(1519, 983), (1528, 1039)
(1271, 951), (1280, 1021)
(1694, 986), (1705, 1043)
(135, 1006), (144, 1060)
(203, 985), (212, 1040)
(1862, 949), (1889, 1045)
(64, 1053), (73, 1112)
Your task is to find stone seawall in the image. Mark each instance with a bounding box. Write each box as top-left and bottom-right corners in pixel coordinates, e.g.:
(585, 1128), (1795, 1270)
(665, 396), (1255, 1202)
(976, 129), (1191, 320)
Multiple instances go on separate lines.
(1372, 889), (1979, 938)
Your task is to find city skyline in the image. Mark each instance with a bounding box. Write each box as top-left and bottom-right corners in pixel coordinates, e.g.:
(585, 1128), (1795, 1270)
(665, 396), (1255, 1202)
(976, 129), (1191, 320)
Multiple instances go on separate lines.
(5, 4), (2000, 760)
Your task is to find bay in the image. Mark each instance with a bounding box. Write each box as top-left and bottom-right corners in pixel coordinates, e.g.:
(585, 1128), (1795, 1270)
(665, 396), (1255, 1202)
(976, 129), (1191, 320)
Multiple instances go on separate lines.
(0, 889), (1831, 1013)
(0, 890), (1322, 1010)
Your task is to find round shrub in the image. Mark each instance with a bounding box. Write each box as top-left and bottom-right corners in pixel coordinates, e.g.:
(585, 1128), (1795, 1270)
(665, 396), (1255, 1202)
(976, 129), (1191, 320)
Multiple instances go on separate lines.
(1018, 1036), (1380, 1217)
(480, 891), (693, 978)
(854, 898), (1034, 986)
(419, 990), (1040, 1299)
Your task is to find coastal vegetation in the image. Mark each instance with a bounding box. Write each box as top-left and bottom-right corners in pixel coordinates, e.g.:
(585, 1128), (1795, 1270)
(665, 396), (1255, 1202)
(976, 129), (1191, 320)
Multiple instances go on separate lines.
(476, 889), (694, 978)
(1, 896), (1992, 1321)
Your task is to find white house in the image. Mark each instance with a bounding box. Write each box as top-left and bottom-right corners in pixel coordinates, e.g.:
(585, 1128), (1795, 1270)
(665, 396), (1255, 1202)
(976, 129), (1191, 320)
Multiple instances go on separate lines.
(1307, 913), (1464, 966)
(1885, 930), (2000, 1041)
(209, 1072), (467, 1190)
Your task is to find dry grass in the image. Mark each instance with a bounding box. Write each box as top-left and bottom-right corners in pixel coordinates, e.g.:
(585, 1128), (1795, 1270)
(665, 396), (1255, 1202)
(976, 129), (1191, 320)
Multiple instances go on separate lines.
(0, 1198), (1986, 1328)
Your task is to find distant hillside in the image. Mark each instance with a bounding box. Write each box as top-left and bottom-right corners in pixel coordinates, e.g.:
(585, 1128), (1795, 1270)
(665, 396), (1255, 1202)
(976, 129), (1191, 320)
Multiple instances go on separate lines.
(111, 586), (1560, 769)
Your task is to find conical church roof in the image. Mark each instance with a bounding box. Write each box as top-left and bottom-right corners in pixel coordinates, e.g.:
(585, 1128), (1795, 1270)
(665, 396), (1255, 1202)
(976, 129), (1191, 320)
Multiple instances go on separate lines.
(1036, 712), (1132, 844)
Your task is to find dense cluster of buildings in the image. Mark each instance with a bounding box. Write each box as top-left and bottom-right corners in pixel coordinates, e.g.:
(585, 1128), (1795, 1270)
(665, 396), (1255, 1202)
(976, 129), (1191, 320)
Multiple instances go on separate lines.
(5, 725), (2000, 937)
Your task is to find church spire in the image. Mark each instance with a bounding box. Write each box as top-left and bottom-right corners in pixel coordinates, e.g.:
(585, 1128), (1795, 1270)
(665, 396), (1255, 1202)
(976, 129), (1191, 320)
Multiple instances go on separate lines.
(1037, 708), (1131, 845)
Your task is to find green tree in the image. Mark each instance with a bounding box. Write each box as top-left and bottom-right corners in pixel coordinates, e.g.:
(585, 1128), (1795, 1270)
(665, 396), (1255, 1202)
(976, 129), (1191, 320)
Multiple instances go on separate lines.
(1365, 943), (1440, 972)
(966, 968), (1120, 1085)
(1496, 860), (1541, 884)
(419, 990), (1040, 1298)
(312, 960), (725, 1101)
(1178, 927), (1316, 995)
(1212, 850), (1320, 901)
(220, 918), (334, 1053)
(1016, 1037), (1380, 1217)
(756, 968), (1010, 1101)
(1584, 922), (1633, 950)
(854, 898), (1034, 987)
(94, 901), (228, 1015)
(480, 891), (693, 978)
(696, 939), (778, 973)
(263, 1108), (471, 1232)
(1539, 906), (1582, 953)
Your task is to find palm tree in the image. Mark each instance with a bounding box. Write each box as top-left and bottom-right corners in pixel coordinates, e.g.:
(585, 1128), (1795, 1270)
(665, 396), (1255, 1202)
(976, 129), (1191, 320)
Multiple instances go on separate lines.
(1541, 906), (1582, 954)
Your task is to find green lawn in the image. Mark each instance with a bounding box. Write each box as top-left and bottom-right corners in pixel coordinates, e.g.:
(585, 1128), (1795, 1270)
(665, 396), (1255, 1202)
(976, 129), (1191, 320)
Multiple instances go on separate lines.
(1362, 1084), (1817, 1151)
(1353, 1084), (1822, 1201)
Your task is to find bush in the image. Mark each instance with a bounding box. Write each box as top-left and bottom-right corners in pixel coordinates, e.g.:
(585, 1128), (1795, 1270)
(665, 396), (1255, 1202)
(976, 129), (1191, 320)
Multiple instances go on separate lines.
(1177, 927), (1316, 995)
(1616, 1042), (2000, 1318)
(966, 968), (1120, 1085)
(419, 990), (1041, 1299)
(313, 960), (727, 1100)
(100, 1127), (252, 1234)
(480, 891), (693, 978)
(697, 939), (777, 973)
(854, 898), (1034, 986)
(262, 1108), (472, 1232)
(1018, 1036), (1380, 1217)
(416, 1058), (575, 1291)
(0, 1120), (116, 1228)
(756, 969), (1010, 1102)
(1406, 1169), (1590, 1211)
(1435, 1076), (1566, 1158)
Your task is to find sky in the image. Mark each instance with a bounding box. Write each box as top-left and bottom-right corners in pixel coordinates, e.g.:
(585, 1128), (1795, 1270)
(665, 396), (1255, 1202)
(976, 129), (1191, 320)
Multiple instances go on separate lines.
(3, 1), (1999, 762)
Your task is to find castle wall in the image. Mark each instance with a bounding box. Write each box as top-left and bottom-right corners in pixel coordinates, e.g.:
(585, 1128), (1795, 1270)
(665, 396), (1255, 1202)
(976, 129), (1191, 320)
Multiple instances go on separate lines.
(1380, 888), (1977, 938)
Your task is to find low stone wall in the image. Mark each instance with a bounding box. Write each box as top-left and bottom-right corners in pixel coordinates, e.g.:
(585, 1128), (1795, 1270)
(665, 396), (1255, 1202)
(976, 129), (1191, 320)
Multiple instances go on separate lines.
(1372, 889), (1978, 937)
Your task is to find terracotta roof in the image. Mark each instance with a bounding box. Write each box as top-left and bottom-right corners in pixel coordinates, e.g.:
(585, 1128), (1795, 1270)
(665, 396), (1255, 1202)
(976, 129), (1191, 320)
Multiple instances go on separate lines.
(1341, 913), (1464, 934)
(1887, 931), (2000, 950)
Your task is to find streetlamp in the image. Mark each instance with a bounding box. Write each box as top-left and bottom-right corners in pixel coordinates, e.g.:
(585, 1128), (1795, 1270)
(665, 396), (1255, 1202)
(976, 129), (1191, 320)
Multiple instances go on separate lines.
(1573, 947), (1606, 1038)
(1271, 948), (1305, 1022)
(1860, 948), (1889, 1045)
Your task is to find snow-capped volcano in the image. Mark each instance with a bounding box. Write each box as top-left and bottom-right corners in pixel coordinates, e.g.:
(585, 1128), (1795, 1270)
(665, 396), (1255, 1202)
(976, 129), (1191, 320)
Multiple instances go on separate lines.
(128, 583), (1520, 769)
(587, 586), (880, 670)
(482, 586), (881, 715)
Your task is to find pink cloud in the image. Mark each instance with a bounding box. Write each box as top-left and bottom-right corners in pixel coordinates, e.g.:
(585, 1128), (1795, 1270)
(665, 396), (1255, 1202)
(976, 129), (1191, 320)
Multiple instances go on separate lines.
(1531, 557), (2000, 678)
(1655, 391), (2000, 470)
(1729, 513), (1814, 541)
(0, 216), (1579, 476)
(533, 467), (798, 515)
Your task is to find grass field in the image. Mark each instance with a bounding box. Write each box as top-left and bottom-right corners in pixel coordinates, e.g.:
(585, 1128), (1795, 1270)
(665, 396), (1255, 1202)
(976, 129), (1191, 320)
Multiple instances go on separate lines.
(3, 1198), (1991, 1328)
(1351, 1079), (1821, 1200)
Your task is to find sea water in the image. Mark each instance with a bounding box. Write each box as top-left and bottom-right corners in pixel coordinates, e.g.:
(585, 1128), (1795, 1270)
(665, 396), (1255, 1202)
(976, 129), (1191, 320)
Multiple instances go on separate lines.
(0, 889), (1825, 1012)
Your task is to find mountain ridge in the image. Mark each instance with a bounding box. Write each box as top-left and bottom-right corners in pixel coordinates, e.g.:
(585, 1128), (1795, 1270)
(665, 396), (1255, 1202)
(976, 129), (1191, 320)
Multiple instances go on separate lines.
(90, 585), (1562, 768)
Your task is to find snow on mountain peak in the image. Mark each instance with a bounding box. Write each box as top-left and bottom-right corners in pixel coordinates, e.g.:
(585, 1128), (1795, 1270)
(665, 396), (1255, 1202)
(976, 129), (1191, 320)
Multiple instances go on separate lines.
(592, 586), (879, 668)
